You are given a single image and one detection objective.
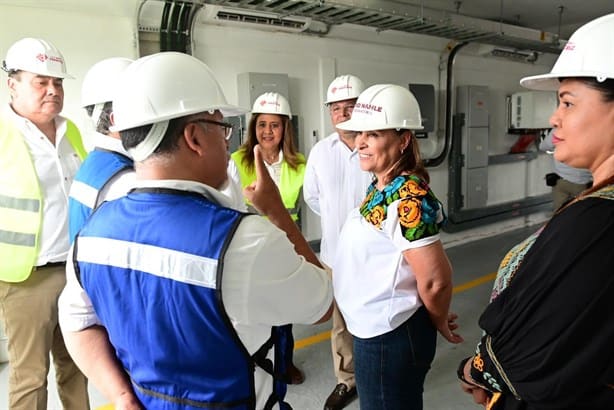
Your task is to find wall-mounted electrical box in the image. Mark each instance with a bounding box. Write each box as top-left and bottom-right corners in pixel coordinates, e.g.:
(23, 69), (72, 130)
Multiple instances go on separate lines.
(409, 83), (435, 134)
(509, 91), (557, 130)
(237, 72), (290, 110)
(457, 85), (490, 209)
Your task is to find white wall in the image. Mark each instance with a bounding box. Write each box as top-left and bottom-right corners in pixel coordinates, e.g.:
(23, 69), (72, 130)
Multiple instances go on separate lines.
(191, 19), (557, 240)
(0, 0), (557, 245)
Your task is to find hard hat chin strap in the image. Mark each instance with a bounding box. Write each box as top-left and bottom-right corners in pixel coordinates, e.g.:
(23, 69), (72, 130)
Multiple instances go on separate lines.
(128, 120), (169, 162)
(91, 103), (105, 130)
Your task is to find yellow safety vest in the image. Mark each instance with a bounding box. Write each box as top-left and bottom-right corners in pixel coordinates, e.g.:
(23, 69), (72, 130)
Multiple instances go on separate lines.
(0, 117), (86, 282)
(231, 149), (305, 222)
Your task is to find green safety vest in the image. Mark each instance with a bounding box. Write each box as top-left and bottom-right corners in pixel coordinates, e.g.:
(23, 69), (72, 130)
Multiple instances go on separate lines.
(231, 149), (305, 221)
(0, 117), (86, 283)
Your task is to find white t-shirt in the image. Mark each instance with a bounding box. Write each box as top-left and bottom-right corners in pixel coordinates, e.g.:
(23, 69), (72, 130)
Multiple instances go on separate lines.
(6, 106), (81, 265)
(59, 179), (332, 409)
(334, 194), (441, 339)
(303, 133), (372, 265)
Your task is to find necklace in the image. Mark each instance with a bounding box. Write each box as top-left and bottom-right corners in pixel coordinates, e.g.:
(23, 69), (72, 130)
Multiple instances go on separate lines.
(263, 151), (279, 164)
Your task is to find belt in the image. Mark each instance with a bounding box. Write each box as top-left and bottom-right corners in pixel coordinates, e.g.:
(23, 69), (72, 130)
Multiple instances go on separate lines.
(35, 261), (66, 270)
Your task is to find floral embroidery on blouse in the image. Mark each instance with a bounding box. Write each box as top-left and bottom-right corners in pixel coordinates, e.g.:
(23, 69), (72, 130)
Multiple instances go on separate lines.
(359, 174), (443, 241)
(490, 184), (614, 301)
(490, 226), (543, 301)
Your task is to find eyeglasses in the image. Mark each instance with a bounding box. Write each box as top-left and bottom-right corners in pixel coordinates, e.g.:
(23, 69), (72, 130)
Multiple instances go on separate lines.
(189, 119), (234, 140)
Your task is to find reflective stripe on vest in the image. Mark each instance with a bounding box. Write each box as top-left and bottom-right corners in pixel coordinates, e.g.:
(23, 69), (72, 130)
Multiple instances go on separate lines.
(231, 149), (305, 221)
(0, 117), (85, 282)
(77, 189), (259, 408)
(68, 148), (133, 242)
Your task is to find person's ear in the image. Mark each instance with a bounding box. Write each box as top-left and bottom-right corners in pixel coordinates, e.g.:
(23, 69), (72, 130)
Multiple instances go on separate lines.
(183, 123), (205, 156)
(7, 77), (17, 98)
(400, 130), (411, 153)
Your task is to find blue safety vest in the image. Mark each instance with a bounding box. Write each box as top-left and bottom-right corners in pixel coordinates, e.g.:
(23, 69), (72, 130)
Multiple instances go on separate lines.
(74, 188), (292, 409)
(68, 148), (133, 243)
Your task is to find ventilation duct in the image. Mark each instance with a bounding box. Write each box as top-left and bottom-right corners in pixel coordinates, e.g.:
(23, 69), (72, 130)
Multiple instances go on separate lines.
(198, 5), (329, 35)
(477, 45), (539, 63)
(201, 0), (564, 54)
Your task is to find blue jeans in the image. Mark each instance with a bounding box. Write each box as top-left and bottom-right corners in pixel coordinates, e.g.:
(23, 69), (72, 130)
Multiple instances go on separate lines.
(353, 307), (436, 410)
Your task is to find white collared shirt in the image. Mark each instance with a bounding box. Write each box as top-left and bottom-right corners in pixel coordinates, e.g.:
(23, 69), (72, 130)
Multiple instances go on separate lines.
(59, 179), (333, 409)
(303, 132), (372, 264)
(264, 150), (284, 187)
(6, 105), (82, 265)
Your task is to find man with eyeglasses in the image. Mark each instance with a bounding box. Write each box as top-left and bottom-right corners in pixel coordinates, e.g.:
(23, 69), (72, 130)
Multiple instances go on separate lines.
(59, 52), (333, 410)
(303, 74), (373, 410)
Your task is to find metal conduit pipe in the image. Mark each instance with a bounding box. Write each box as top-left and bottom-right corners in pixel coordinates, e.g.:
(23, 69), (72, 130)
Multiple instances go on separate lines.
(424, 41), (468, 168)
(176, 2), (193, 53)
(168, 2), (183, 51)
(159, 1), (199, 53)
(160, 1), (172, 52)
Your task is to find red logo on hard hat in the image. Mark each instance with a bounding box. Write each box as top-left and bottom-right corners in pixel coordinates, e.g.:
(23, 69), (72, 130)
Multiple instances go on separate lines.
(564, 42), (575, 51)
(355, 102), (382, 112)
(259, 99), (281, 109)
(34, 53), (63, 64)
(332, 85), (352, 95)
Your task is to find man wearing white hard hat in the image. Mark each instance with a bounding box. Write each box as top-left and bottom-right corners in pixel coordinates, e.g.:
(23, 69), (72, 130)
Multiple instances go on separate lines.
(68, 57), (136, 242)
(458, 13), (614, 409)
(0, 38), (90, 410)
(303, 74), (371, 410)
(59, 52), (332, 410)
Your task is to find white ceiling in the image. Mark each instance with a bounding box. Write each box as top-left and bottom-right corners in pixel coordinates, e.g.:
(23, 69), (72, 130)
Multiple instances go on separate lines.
(397, 0), (614, 39)
(1, 0), (613, 41)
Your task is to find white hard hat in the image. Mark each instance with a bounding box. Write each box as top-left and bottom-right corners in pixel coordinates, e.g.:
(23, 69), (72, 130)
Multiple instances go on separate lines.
(81, 57), (134, 107)
(2, 37), (73, 79)
(337, 84), (423, 131)
(111, 52), (246, 132)
(251, 92), (292, 119)
(325, 74), (365, 105)
(520, 13), (614, 90)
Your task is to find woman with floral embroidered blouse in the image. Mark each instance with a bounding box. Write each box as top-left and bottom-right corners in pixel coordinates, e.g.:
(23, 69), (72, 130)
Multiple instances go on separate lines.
(333, 84), (463, 410)
(458, 14), (614, 410)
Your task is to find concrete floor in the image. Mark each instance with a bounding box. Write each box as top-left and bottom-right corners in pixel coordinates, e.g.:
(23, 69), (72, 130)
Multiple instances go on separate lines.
(0, 225), (538, 409)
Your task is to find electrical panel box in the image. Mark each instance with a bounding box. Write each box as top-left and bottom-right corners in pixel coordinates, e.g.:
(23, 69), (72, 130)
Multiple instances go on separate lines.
(509, 91), (557, 129)
(237, 72), (290, 110)
(462, 127), (488, 168)
(456, 85), (489, 209)
(409, 83), (435, 133)
(457, 85), (489, 128)
(462, 167), (488, 209)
